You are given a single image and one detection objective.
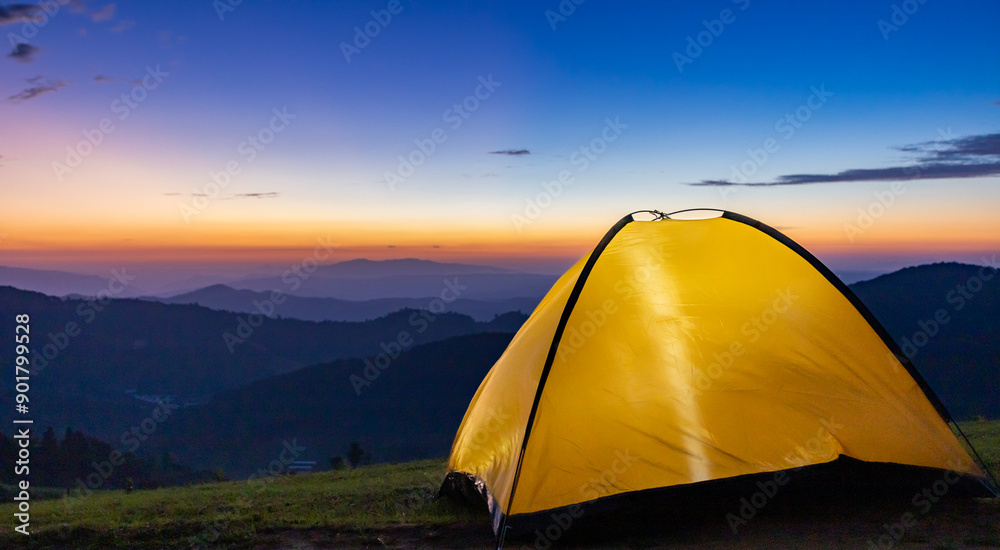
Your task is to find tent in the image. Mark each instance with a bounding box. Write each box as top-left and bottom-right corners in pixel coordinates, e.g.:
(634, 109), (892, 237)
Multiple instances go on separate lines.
(440, 209), (997, 540)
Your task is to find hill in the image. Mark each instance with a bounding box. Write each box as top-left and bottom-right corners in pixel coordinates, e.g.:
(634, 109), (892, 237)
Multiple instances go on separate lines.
(0, 286), (526, 443)
(155, 332), (516, 477)
(158, 284), (540, 322)
(848, 262), (1000, 419)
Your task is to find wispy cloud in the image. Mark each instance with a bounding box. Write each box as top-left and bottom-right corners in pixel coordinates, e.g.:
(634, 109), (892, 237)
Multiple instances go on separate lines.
(0, 3), (38, 25)
(235, 192), (280, 199)
(8, 43), (39, 63)
(7, 77), (66, 102)
(91, 3), (114, 22)
(111, 19), (134, 32)
(490, 149), (531, 156)
(93, 74), (115, 83)
(687, 133), (1000, 187)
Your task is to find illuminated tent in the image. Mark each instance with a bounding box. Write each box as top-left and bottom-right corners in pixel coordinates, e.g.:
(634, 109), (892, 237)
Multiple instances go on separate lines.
(440, 210), (996, 537)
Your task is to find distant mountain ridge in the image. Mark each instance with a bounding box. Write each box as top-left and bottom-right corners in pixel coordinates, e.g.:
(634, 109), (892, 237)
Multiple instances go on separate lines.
(291, 258), (520, 277)
(0, 259), (554, 300)
(0, 265), (147, 298)
(157, 284), (539, 322)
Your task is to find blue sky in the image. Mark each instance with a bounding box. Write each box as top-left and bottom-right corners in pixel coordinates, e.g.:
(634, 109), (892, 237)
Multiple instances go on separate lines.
(1, 0), (998, 287)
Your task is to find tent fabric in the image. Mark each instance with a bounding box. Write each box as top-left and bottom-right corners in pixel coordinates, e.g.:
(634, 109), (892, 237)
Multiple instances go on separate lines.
(442, 210), (991, 534)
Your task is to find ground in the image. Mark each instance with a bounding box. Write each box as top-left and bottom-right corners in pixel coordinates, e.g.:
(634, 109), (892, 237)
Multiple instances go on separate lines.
(0, 421), (997, 549)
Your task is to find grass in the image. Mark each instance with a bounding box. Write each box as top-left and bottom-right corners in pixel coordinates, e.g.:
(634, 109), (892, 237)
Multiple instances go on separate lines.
(957, 419), (1000, 475)
(0, 459), (489, 549)
(1, 421), (997, 549)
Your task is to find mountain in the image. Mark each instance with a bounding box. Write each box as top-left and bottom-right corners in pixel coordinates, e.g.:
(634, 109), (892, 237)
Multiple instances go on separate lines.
(848, 262), (1000, 419)
(156, 262), (999, 476)
(228, 258), (558, 300)
(0, 286), (527, 443)
(158, 284), (540, 322)
(156, 332), (514, 477)
(305, 258), (519, 277)
(0, 265), (147, 298)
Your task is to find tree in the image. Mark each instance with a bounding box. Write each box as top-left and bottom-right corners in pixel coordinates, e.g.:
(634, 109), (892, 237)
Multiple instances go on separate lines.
(346, 442), (365, 468)
(329, 456), (346, 470)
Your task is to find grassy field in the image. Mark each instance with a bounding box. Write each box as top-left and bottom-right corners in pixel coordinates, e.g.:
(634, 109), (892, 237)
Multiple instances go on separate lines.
(1, 421), (997, 549)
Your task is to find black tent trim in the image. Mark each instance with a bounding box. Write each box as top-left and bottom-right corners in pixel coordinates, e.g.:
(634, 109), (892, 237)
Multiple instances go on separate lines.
(719, 211), (951, 419)
(718, 209), (999, 495)
(496, 212), (637, 547)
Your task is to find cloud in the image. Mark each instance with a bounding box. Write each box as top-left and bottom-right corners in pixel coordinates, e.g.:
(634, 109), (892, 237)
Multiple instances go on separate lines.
(993, 99), (1000, 107)
(490, 149), (531, 156)
(91, 3), (114, 22)
(7, 77), (66, 102)
(688, 133), (1000, 187)
(0, 3), (38, 25)
(111, 19), (134, 32)
(235, 192), (279, 199)
(7, 42), (39, 63)
(93, 75), (114, 83)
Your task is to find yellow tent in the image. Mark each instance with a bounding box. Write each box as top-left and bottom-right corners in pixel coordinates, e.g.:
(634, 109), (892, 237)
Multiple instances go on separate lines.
(441, 210), (996, 538)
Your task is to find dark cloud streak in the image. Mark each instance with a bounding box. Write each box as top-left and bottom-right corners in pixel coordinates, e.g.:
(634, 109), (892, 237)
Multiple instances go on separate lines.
(8, 42), (39, 62)
(6, 77), (66, 102)
(0, 3), (38, 25)
(489, 149), (531, 156)
(688, 133), (1000, 187)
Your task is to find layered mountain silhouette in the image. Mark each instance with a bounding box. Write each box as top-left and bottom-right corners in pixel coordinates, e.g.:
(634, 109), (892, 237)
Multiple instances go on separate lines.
(0, 286), (525, 443)
(0, 261), (995, 479)
(0, 265), (148, 298)
(158, 284), (539, 322)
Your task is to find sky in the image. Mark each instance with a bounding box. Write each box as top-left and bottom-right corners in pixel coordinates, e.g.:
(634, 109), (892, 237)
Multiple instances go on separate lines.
(1, 0), (998, 290)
